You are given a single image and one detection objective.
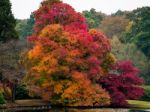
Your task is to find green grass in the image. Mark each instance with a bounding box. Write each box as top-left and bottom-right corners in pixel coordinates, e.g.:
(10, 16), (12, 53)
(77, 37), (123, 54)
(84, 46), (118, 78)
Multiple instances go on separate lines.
(128, 100), (150, 109)
(144, 86), (150, 90)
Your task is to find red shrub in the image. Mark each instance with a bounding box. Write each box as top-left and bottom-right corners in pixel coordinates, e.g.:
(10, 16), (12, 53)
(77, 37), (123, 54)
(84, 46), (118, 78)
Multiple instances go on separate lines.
(99, 61), (144, 107)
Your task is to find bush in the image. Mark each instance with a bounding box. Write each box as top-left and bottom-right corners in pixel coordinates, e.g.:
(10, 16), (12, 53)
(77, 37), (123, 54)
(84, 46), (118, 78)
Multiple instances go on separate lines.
(15, 85), (31, 99)
(99, 61), (144, 107)
(141, 86), (150, 101)
(0, 92), (6, 104)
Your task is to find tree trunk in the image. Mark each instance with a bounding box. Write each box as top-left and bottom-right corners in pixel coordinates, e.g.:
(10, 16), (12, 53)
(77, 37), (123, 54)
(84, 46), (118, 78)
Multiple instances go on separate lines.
(11, 83), (16, 103)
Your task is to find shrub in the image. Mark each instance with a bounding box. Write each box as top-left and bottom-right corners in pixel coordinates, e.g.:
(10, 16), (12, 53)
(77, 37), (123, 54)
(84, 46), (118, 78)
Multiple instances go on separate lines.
(99, 61), (144, 107)
(15, 85), (32, 99)
(0, 92), (6, 104)
(141, 86), (150, 101)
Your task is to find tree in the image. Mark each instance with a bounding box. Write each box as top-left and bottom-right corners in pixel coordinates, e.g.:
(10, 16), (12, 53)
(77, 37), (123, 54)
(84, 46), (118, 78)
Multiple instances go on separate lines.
(22, 14), (35, 39)
(99, 16), (129, 39)
(111, 10), (130, 17)
(82, 8), (105, 28)
(123, 7), (150, 58)
(23, 0), (144, 107)
(0, 0), (18, 42)
(24, 25), (112, 106)
(112, 10), (125, 16)
(16, 14), (35, 39)
(0, 40), (28, 102)
(22, 0), (116, 106)
(15, 19), (28, 39)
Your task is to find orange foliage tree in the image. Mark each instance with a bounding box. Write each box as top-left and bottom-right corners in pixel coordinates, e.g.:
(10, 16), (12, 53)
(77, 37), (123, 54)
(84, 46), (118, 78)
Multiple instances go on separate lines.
(23, 0), (116, 106)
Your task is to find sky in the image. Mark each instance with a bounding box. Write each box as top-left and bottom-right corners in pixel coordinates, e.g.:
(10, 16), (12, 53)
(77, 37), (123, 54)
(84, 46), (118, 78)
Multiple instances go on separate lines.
(10, 0), (150, 19)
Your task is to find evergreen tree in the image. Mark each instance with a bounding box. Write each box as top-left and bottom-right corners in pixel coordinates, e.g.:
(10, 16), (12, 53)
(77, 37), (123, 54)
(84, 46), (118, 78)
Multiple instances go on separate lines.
(16, 14), (35, 39)
(22, 14), (35, 39)
(0, 0), (18, 42)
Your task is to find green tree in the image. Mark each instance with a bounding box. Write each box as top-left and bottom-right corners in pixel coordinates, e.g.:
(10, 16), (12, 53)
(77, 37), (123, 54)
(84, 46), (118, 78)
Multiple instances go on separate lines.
(111, 10), (130, 17)
(111, 10), (126, 16)
(0, 0), (18, 42)
(15, 19), (27, 39)
(21, 14), (35, 39)
(123, 7), (150, 58)
(82, 8), (105, 28)
(16, 14), (35, 39)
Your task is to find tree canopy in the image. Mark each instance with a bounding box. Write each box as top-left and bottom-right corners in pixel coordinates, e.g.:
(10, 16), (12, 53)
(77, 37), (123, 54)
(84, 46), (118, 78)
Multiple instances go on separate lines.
(123, 7), (150, 58)
(82, 8), (105, 28)
(99, 16), (129, 38)
(16, 14), (35, 39)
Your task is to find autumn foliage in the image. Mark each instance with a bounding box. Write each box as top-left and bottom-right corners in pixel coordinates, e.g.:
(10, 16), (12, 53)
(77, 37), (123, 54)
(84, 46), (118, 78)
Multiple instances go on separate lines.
(99, 61), (144, 107)
(25, 23), (112, 106)
(33, 0), (87, 35)
(23, 0), (144, 107)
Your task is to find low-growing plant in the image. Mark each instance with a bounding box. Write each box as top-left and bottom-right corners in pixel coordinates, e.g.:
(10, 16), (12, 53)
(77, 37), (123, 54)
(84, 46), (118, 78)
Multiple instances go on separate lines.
(0, 92), (6, 104)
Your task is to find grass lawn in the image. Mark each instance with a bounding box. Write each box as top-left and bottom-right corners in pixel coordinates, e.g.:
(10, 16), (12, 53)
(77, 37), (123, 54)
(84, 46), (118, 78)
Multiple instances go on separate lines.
(144, 86), (150, 90)
(128, 100), (150, 109)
